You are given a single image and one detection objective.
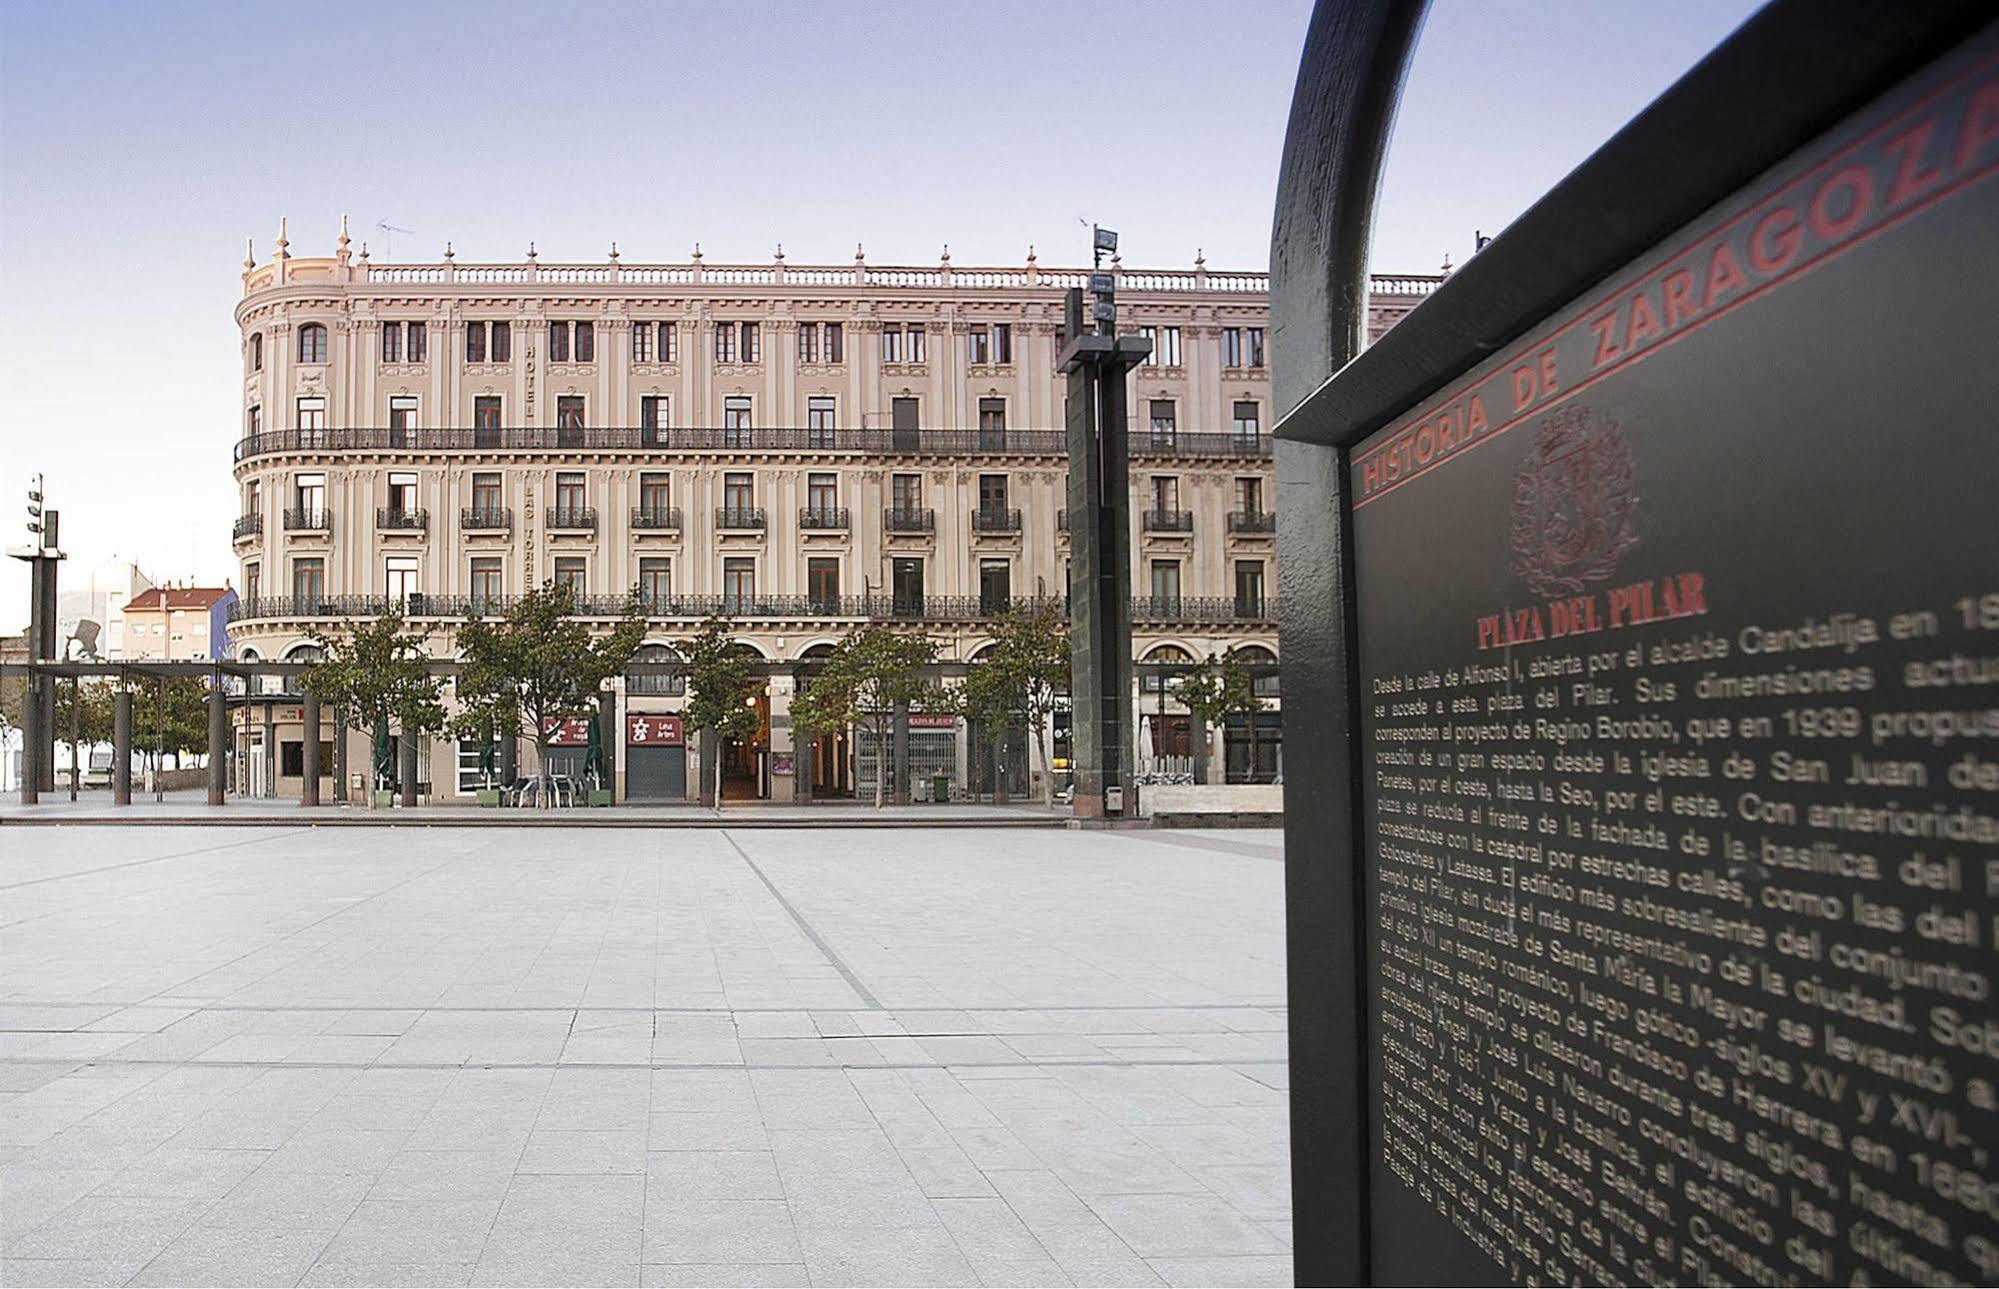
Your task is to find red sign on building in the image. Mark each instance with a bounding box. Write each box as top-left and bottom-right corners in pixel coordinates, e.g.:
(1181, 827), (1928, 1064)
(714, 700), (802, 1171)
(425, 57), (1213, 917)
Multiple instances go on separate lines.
(909, 714), (956, 730)
(626, 713), (684, 746)
(541, 715), (594, 747)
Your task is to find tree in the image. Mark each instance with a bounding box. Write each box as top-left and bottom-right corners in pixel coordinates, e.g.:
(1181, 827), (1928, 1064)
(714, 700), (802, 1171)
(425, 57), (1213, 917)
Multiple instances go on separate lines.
(453, 583), (645, 807)
(682, 617), (764, 807)
(788, 624), (938, 807)
(301, 610), (448, 799)
(1174, 652), (1265, 785)
(956, 602), (1070, 806)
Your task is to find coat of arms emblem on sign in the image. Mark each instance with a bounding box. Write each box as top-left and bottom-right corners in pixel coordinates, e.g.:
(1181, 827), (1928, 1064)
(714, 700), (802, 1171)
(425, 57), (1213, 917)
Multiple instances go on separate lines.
(1509, 407), (1639, 598)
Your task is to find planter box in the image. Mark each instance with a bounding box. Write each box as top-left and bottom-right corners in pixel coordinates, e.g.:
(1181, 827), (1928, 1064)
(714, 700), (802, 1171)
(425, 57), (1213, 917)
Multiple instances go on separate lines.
(373, 789), (395, 807)
(475, 789), (502, 806)
(588, 788), (613, 807)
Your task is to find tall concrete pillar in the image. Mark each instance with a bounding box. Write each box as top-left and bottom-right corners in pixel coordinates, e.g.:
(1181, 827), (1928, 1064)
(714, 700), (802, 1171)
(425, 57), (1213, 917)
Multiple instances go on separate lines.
(301, 693), (320, 806)
(332, 710), (347, 803)
(699, 727), (717, 806)
(398, 729), (418, 806)
(892, 700), (910, 805)
(113, 688), (133, 805)
(19, 664), (40, 805)
(792, 671), (813, 803)
(206, 676), (227, 805)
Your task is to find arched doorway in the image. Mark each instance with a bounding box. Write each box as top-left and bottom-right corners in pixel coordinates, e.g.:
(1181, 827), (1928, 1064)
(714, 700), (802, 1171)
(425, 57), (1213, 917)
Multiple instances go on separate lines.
(720, 643), (769, 801)
(965, 643), (1027, 801)
(1227, 645), (1281, 783)
(624, 644), (688, 800)
(1139, 644), (1194, 772)
(796, 643), (849, 798)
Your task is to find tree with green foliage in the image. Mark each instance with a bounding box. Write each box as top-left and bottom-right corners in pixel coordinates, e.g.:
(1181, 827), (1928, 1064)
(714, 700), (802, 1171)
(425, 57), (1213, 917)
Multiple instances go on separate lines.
(300, 609), (449, 799)
(788, 623), (938, 807)
(452, 583), (645, 806)
(956, 602), (1070, 806)
(682, 617), (764, 808)
(1173, 652), (1265, 785)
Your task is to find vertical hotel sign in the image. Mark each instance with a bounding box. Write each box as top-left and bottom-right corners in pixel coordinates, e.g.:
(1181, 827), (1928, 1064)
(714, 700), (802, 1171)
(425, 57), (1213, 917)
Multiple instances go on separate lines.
(1347, 36), (1999, 1289)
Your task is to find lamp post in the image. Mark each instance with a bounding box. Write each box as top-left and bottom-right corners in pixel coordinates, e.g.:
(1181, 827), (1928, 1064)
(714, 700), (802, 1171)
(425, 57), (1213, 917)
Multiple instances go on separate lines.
(10, 474), (64, 805)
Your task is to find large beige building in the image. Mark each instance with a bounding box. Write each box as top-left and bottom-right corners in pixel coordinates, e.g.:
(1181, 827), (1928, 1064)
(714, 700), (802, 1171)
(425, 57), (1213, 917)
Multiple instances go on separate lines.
(228, 220), (1437, 802)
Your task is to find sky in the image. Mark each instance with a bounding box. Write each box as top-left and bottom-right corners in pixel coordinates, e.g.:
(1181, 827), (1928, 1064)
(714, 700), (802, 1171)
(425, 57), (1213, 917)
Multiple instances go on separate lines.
(0, 0), (1763, 634)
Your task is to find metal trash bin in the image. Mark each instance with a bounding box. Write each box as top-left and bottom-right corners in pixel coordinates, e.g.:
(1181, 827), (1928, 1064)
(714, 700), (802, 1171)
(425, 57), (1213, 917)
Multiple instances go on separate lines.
(932, 774), (950, 803)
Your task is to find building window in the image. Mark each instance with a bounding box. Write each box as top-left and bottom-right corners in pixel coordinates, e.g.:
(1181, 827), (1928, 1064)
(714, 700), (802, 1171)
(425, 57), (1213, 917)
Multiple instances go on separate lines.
(573, 321), (594, 362)
(491, 321), (512, 361)
(470, 557), (504, 610)
(297, 323), (327, 363)
(458, 734), (503, 793)
(291, 557), (325, 603)
(891, 473), (922, 513)
(389, 398), (418, 441)
(979, 559), (1011, 615)
(1235, 561), (1266, 617)
(387, 471), (418, 516)
(723, 396), (752, 447)
(1232, 401), (1261, 447)
(723, 472), (754, 513)
(1150, 559), (1182, 610)
(807, 396), (836, 449)
(1224, 326), (1266, 369)
(824, 322), (843, 363)
(715, 323), (737, 365)
(244, 562), (260, 603)
(977, 474), (1008, 517)
(1149, 400), (1177, 448)
(385, 555), (419, 604)
(1153, 476), (1180, 514)
(632, 323), (654, 363)
(294, 472), (325, 515)
(250, 332), (263, 371)
(466, 322), (487, 363)
(641, 396), (670, 444)
(555, 472), (585, 513)
(1238, 477), (1263, 513)
(246, 405), (261, 436)
(381, 322), (401, 363)
(638, 557), (671, 608)
(658, 321), (677, 364)
(806, 472), (837, 516)
(807, 558), (840, 612)
(554, 557), (586, 596)
(1142, 326), (1181, 367)
(556, 396), (585, 445)
(549, 321), (570, 363)
(639, 472), (671, 517)
(799, 322), (819, 364)
(474, 396), (502, 446)
(722, 558), (755, 610)
(967, 322), (1012, 364)
(408, 321), (427, 363)
(740, 322), (760, 363)
(968, 327), (990, 365)
(891, 557), (925, 615)
(883, 323), (927, 365)
(471, 472), (502, 513)
(978, 398), (1006, 449)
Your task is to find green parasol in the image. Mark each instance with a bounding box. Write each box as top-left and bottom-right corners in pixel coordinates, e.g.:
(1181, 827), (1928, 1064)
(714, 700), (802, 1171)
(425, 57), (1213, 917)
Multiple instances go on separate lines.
(372, 719), (394, 789)
(584, 710), (605, 786)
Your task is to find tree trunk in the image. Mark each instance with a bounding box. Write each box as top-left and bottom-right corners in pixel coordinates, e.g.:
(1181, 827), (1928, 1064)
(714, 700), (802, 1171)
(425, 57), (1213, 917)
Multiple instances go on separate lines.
(1034, 725), (1053, 807)
(1192, 718), (1210, 785)
(715, 734), (727, 809)
(874, 723), (886, 808)
(992, 724), (1009, 805)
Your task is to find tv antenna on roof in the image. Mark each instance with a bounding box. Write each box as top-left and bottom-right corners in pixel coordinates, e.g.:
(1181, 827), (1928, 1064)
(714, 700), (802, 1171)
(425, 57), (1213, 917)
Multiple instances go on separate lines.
(375, 219), (414, 259)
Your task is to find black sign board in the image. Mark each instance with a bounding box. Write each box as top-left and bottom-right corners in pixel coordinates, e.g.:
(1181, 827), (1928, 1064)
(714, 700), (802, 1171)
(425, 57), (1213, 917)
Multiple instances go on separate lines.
(1272, 3), (1999, 1284)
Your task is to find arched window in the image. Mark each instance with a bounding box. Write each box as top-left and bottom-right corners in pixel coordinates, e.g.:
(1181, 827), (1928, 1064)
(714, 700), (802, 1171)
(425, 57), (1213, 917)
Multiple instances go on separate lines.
(250, 332), (263, 371)
(626, 643), (685, 696)
(1141, 643), (1192, 693)
(1234, 645), (1280, 698)
(297, 323), (328, 364)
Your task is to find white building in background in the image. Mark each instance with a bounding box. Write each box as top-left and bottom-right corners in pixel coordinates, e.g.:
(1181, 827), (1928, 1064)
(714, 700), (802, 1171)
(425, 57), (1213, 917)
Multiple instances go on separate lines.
(55, 558), (153, 660)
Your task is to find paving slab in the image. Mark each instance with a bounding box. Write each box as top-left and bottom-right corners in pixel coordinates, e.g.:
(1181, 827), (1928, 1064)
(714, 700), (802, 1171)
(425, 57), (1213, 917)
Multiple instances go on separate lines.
(0, 823), (1288, 1285)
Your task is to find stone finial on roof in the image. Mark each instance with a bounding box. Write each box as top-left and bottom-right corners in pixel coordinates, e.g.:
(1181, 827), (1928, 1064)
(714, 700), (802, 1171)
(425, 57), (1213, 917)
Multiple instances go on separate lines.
(608, 242), (619, 261)
(855, 242), (865, 264)
(444, 241), (455, 261)
(940, 243), (951, 264)
(774, 242), (784, 262)
(1026, 244), (1036, 264)
(275, 216), (290, 259)
(358, 242), (370, 264)
(1440, 252), (1453, 273)
(243, 238), (255, 272)
(691, 242), (703, 263)
(527, 241), (538, 261)
(1194, 247), (1205, 269)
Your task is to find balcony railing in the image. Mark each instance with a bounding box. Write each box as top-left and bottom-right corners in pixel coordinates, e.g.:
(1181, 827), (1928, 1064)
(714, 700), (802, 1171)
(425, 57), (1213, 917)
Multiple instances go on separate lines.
(283, 507), (332, 532)
(971, 507), (1022, 533)
(234, 425), (1277, 463)
(1228, 510), (1278, 533)
(461, 506), (513, 531)
(716, 506), (767, 530)
(229, 591), (1278, 625)
(1142, 508), (1195, 533)
(798, 507), (850, 530)
(631, 506), (683, 530)
(376, 507), (429, 531)
(547, 506), (597, 531)
(232, 513), (262, 541)
(884, 507), (934, 534)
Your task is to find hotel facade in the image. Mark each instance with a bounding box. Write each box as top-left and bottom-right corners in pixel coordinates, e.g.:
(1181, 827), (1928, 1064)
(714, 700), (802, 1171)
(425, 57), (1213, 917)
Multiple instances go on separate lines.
(228, 221), (1437, 802)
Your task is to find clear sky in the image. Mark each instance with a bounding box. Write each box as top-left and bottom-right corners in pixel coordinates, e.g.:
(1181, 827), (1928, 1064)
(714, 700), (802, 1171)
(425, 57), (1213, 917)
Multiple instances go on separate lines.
(0, 0), (1762, 634)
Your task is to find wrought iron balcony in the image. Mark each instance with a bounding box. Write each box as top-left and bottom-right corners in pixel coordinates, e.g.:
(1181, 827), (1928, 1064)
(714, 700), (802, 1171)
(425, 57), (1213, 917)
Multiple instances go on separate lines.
(233, 424), (1278, 462)
(461, 506), (513, 531)
(884, 507), (935, 534)
(547, 506), (597, 531)
(1227, 510), (1278, 533)
(971, 506), (1022, 533)
(232, 513), (262, 541)
(283, 507), (332, 532)
(376, 507), (429, 532)
(227, 589), (1277, 626)
(798, 507), (850, 530)
(631, 506), (683, 530)
(1142, 508), (1195, 533)
(715, 506), (767, 530)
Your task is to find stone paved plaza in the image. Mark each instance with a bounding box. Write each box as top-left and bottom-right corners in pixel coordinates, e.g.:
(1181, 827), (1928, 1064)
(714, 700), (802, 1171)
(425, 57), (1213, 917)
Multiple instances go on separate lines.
(0, 825), (1290, 1287)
